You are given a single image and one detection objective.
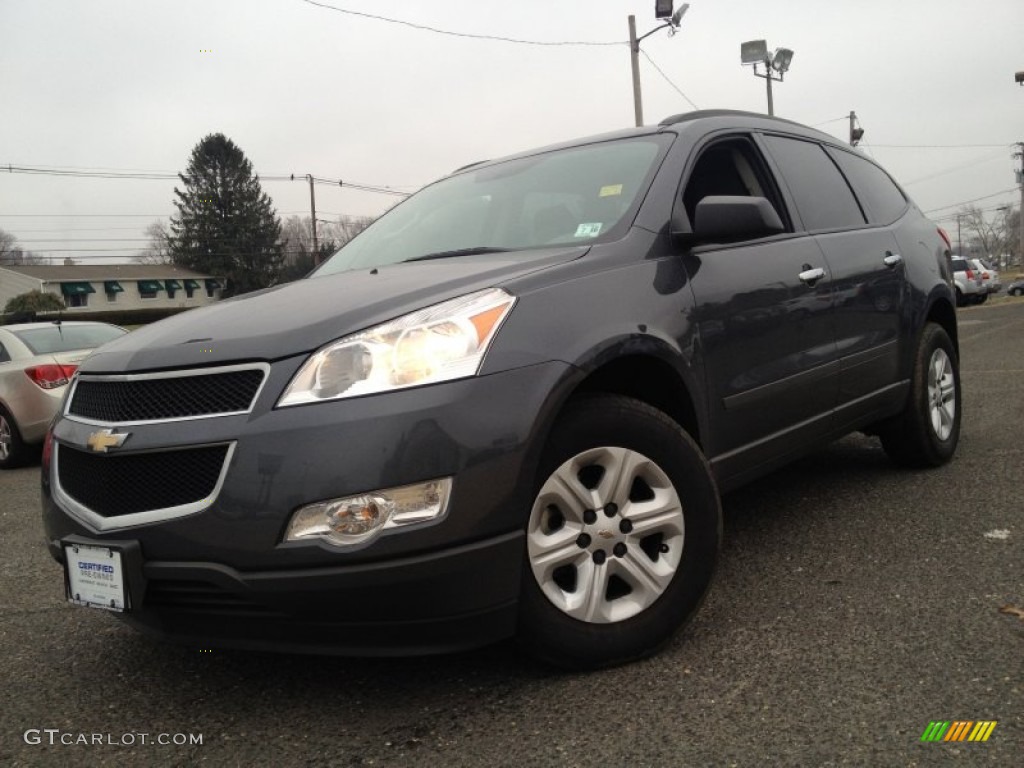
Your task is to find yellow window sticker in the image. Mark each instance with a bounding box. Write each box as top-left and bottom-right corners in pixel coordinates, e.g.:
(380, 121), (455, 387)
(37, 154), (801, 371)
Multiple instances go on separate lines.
(574, 222), (603, 238)
(599, 184), (623, 197)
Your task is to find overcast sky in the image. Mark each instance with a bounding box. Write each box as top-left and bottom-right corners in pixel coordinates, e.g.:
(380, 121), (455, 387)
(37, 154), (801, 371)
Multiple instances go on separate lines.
(1, 0), (1021, 264)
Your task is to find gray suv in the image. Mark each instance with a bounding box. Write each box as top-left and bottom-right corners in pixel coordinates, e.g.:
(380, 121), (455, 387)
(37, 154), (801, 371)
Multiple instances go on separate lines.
(42, 110), (960, 669)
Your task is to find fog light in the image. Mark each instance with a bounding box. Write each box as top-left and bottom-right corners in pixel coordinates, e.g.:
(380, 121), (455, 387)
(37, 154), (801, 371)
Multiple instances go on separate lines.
(285, 478), (452, 548)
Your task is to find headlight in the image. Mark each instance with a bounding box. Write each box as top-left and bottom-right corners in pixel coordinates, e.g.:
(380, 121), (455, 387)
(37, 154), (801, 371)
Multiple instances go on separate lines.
(278, 288), (515, 406)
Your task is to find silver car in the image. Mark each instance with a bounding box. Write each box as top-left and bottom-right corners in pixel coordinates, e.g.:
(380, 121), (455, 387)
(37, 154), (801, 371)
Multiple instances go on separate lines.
(971, 258), (1001, 300)
(0, 321), (126, 468)
(951, 256), (984, 306)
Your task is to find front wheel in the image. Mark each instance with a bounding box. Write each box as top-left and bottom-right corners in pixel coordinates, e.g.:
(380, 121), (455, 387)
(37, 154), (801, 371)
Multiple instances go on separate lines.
(880, 323), (961, 467)
(518, 395), (721, 669)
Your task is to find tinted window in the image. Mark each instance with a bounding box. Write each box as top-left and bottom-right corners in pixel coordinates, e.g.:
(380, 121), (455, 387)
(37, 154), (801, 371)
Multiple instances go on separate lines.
(762, 135), (865, 231)
(10, 325), (125, 355)
(0, 343), (9, 363)
(829, 148), (907, 224)
(951, 258), (969, 272)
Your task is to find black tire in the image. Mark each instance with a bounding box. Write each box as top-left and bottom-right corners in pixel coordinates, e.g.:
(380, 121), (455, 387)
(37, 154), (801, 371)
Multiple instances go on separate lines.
(517, 395), (721, 669)
(976, 293), (988, 304)
(879, 323), (961, 468)
(955, 288), (964, 307)
(0, 405), (29, 470)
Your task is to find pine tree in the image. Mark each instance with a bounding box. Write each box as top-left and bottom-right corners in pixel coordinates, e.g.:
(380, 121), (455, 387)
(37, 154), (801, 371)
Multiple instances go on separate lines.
(169, 134), (283, 296)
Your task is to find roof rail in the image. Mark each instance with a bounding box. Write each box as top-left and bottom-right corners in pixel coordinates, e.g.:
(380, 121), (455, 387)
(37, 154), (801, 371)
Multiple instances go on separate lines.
(451, 159), (488, 174)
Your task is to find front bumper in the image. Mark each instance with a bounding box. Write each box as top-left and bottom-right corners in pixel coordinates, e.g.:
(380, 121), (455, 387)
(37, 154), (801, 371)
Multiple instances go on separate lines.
(42, 360), (575, 653)
(52, 531), (523, 655)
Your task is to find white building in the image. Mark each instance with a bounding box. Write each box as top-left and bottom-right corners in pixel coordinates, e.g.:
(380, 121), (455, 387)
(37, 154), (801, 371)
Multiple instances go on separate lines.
(0, 264), (223, 314)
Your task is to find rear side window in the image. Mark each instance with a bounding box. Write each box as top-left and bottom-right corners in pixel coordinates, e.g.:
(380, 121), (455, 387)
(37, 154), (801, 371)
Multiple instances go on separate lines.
(762, 135), (865, 231)
(10, 325), (125, 355)
(951, 259), (969, 272)
(0, 343), (9, 363)
(828, 148), (907, 224)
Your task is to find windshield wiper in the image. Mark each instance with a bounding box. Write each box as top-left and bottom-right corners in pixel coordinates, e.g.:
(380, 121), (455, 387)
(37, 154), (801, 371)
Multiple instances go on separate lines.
(404, 247), (513, 263)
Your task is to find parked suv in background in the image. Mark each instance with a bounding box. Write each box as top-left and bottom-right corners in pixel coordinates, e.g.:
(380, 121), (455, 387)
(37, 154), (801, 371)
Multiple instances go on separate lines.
(41, 110), (960, 669)
(951, 256), (984, 306)
(970, 257), (1001, 300)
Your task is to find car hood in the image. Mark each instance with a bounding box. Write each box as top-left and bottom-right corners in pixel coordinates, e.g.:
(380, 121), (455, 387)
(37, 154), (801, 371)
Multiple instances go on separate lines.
(80, 247), (587, 373)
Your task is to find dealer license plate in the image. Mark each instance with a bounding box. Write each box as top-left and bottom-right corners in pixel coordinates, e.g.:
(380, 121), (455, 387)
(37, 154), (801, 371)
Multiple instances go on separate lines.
(64, 544), (127, 612)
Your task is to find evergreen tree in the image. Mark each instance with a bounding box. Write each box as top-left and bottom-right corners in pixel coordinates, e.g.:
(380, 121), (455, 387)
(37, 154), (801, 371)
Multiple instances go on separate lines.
(169, 134), (283, 296)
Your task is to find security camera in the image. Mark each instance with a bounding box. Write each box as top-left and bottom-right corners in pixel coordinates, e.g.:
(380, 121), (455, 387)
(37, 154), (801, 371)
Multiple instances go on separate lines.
(1016, 71), (1024, 85)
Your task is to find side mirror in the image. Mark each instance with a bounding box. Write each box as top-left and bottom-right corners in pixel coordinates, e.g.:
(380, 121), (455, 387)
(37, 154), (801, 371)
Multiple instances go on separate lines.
(692, 196), (785, 242)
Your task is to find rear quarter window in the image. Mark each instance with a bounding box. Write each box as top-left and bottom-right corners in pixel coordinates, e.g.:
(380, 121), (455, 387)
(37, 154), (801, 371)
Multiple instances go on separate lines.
(10, 325), (125, 355)
(828, 147), (908, 224)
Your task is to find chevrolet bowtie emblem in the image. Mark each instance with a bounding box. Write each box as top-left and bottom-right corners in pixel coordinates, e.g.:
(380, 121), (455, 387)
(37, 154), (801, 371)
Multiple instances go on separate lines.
(87, 429), (129, 453)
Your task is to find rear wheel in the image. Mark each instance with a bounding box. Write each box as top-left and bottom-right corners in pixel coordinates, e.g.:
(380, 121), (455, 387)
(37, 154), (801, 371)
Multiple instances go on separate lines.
(880, 323), (960, 467)
(0, 406), (29, 470)
(518, 395), (721, 669)
(955, 288), (964, 307)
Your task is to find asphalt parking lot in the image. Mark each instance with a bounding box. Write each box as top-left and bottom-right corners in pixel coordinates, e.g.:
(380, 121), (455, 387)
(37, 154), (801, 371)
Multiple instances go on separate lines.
(1, 302), (1021, 767)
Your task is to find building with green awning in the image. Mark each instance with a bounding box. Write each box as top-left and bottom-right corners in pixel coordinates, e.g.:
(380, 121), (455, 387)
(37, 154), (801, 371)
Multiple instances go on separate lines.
(0, 264), (224, 319)
(60, 282), (95, 296)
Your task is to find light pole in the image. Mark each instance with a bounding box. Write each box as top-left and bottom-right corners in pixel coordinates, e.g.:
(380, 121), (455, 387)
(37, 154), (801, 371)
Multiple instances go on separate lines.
(741, 40), (794, 116)
(628, 2), (689, 127)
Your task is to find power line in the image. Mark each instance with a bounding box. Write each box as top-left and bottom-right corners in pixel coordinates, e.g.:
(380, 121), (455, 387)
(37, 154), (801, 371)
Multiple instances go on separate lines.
(300, 0), (625, 47)
(901, 149), (1009, 186)
(811, 116), (849, 127)
(870, 143), (1012, 149)
(3, 165), (410, 196)
(923, 188), (1018, 214)
(0, 213), (168, 218)
(638, 50), (698, 111)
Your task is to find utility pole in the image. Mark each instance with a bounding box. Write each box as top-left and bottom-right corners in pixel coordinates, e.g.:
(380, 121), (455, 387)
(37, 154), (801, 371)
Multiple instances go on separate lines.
(1016, 143), (1024, 267)
(848, 111), (864, 146)
(628, 16), (644, 127)
(627, 4), (689, 127)
(307, 174), (320, 266)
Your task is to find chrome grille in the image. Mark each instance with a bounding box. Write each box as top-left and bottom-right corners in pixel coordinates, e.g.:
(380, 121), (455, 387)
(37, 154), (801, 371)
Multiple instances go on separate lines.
(56, 443), (230, 518)
(67, 365), (266, 424)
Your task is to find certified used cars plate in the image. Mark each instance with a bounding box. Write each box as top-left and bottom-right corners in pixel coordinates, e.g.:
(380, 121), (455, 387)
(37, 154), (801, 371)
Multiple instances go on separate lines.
(64, 544), (126, 612)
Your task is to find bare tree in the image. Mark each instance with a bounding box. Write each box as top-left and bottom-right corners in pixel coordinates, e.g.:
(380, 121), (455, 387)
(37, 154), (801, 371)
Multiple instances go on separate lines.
(134, 220), (173, 264)
(335, 214), (376, 245)
(0, 227), (44, 265)
(963, 205), (1022, 269)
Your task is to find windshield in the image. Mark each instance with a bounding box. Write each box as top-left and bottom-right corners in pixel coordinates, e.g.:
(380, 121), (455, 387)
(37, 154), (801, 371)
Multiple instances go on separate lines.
(12, 325), (126, 355)
(313, 135), (670, 276)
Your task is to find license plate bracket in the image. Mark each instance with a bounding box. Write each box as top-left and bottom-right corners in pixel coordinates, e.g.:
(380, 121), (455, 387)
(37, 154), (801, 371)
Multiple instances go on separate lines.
(64, 543), (128, 612)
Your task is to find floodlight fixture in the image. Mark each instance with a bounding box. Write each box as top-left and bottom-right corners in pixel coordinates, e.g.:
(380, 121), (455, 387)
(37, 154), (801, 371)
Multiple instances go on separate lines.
(1016, 71), (1024, 85)
(655, 0), (673, 19)
(741, 39), (768, 65)
(741, 40), (794, 116)
(771, 48), (794, 74)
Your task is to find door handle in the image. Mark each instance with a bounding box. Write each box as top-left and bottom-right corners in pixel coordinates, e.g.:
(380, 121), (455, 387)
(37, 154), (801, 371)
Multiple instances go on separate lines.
(798, 266), (826, 285)
(883, 252), (903, 267)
